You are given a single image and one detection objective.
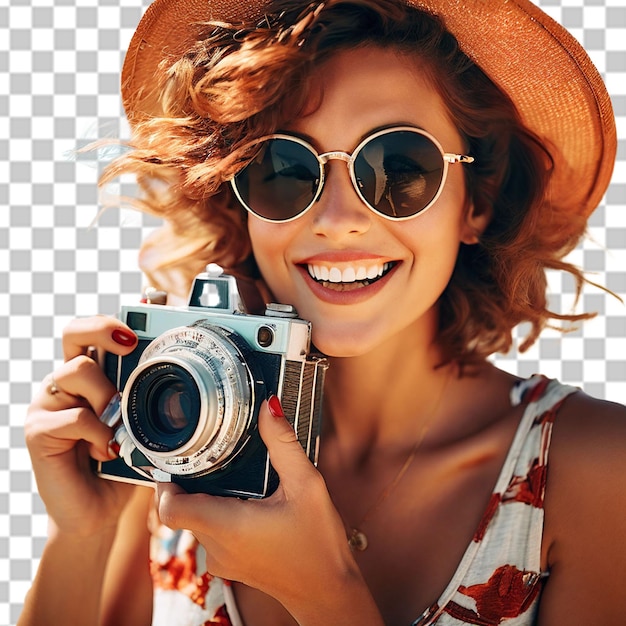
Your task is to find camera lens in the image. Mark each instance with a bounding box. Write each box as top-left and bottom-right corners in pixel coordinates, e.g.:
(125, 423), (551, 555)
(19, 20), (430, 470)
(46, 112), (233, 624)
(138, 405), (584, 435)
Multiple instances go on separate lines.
(148, 375), (197, 435)
(121, 322), (259, 476)
(127, 362), (201, 453)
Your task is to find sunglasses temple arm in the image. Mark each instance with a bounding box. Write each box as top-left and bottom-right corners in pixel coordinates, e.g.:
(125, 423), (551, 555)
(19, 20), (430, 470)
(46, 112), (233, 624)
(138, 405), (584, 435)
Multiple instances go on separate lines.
(443, 153), (474, 164)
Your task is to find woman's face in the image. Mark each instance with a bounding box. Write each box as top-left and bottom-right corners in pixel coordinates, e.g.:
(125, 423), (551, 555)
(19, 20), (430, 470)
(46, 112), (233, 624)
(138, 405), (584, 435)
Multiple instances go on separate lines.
(248, 46), (484, 357)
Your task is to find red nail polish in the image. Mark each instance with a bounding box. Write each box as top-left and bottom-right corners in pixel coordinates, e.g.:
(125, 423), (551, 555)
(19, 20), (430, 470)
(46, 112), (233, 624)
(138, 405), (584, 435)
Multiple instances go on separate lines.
(112, 329), (136, 347)
(108, 439), (121, 459)
(268, 395), (284, 418)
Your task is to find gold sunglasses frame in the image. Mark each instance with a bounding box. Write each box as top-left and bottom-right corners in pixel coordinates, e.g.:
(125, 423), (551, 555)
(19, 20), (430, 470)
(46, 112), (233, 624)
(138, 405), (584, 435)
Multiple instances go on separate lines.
(231, 125), (474, 223)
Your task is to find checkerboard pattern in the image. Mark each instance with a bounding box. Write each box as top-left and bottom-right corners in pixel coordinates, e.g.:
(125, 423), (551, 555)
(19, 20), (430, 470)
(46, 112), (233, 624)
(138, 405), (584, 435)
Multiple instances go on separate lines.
(1, 1), (624, 624)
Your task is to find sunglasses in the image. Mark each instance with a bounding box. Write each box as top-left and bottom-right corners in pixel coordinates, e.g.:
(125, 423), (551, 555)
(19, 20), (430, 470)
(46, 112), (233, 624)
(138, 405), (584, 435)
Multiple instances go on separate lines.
(231, 126), (474, 223)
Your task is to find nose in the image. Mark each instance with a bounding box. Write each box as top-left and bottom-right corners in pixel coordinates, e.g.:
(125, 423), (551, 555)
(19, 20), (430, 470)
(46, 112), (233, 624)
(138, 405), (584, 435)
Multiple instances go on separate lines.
(309, 161), (372, 240)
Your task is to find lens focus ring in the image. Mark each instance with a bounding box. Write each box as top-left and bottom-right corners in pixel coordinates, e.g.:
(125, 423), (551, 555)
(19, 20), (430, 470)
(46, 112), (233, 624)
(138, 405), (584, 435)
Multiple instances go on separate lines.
(121, 323), (256, 476)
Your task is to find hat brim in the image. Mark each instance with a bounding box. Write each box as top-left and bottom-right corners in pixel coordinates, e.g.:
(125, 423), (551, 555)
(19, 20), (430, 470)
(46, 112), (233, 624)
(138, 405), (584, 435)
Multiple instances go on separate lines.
(122, 0), (616, 217)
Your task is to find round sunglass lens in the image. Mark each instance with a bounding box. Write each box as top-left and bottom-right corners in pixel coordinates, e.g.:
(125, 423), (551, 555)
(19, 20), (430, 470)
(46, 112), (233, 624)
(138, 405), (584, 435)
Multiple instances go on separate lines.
(235, 138), (321, 221)
(355, 131), (444, 218)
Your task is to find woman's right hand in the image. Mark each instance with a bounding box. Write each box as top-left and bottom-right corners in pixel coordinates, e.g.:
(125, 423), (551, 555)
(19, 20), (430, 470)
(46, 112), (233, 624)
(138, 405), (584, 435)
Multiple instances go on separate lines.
(24, 316), (140, 537)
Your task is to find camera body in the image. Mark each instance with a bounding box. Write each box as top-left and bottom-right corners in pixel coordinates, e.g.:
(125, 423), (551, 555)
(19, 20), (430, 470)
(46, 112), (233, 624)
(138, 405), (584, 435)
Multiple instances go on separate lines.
(96, 266), (327, 499)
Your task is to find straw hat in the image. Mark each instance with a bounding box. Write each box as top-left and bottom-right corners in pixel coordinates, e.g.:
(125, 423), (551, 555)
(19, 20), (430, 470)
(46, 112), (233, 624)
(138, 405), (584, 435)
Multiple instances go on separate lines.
(121, 0), (617, 217)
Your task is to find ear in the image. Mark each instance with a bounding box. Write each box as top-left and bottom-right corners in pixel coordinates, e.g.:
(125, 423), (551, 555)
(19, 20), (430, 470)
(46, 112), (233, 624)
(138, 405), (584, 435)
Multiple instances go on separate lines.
(460, 201), (492, 245)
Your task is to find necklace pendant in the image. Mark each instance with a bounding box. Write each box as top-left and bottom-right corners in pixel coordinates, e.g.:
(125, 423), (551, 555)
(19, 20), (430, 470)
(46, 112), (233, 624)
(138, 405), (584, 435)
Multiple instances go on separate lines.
(348, 528), (369, 551)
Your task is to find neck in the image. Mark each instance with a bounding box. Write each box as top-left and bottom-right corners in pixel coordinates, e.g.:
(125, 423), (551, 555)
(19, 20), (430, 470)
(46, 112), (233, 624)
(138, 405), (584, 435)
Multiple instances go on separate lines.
(321, 335), (454, 457)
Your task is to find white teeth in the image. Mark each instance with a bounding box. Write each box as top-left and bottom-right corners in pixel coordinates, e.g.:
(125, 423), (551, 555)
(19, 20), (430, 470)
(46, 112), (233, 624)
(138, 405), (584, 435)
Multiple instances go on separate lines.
(342, 267), (356, 283)
(312, 265), (329, 281)
(307, 262), (392, 284)
(328, 267), (342, 282)
(366, 265), (380, 280)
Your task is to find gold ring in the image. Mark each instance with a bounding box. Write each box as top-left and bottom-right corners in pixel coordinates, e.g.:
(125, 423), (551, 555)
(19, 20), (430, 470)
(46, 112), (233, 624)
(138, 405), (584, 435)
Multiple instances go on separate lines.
(48, 376), (60, 395)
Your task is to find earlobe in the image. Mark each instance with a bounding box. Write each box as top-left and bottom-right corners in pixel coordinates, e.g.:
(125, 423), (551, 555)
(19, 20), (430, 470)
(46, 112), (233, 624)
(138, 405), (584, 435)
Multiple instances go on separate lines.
(461, 202), (492, 245)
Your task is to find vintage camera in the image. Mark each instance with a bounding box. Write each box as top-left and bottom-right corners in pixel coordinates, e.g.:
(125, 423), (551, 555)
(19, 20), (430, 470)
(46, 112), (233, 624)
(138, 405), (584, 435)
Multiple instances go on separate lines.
(96, 265), (327, 499)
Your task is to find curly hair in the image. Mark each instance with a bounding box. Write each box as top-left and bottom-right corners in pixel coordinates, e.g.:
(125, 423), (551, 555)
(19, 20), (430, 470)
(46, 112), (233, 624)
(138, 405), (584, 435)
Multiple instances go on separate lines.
(100, 0), (594, 363)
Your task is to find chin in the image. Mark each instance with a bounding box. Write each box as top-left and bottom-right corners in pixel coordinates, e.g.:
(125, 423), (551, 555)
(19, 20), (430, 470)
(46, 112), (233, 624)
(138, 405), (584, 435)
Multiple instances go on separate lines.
(310, 329), (379, 358)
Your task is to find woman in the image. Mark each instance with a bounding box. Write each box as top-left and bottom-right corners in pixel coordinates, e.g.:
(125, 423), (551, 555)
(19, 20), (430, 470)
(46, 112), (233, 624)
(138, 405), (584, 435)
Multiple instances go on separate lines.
(20, 1), (626, 625)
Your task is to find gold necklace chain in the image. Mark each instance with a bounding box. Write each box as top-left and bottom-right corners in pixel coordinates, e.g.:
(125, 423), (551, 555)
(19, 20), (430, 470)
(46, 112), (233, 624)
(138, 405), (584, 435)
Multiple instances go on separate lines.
(344, 367), (453, 552)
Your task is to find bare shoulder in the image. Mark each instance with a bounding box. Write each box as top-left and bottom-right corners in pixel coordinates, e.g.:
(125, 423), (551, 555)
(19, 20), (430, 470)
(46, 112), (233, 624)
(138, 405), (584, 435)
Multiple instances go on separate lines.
(547, 389), (626, 503)
(548, 388), (626, 473)
(539, 388), (626, 625)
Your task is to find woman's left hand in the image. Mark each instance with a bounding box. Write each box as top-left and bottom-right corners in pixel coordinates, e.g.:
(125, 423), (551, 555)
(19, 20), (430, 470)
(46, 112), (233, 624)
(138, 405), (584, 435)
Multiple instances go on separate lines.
(156, 397), (383, 625)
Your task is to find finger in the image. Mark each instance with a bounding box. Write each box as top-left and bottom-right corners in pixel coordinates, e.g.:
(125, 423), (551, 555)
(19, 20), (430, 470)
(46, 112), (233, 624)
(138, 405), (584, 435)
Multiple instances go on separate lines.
(35, 356), (118, 417)
(62, 316), (137, 362)
(156, 483), (262, 584)
(157, 483), (218, 529)
(156, 482), (250, 532)
(258, 396), (316, 488)
(155, 482), (188, 529)
(25, 405), (116, 462)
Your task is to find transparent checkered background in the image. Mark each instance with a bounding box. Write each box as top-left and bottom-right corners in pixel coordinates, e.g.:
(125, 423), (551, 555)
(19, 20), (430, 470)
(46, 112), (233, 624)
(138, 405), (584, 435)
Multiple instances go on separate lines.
(1, 0), (625, 624)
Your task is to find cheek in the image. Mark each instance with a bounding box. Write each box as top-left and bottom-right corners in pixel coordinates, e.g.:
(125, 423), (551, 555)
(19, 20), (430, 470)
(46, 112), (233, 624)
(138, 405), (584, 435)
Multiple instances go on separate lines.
(247, 216), (292, 256)
(247, 218), (294, 292)
(401, 189), (468, 252)
(396, 190), (471, 292)
(417, 176), (473, 245)
(247, 218), (273, 264)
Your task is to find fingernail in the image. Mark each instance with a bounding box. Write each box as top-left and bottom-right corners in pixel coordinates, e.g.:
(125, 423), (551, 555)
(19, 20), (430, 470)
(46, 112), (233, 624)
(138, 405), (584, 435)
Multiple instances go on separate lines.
(107, 439), (120, 459)
(268, 395), (284, 418)
(112, 329), (136, 347)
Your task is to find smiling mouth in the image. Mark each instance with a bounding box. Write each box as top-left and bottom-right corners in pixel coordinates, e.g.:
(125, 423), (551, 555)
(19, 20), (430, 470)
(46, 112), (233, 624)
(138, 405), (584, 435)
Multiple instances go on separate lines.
(306, 261), (397, 291)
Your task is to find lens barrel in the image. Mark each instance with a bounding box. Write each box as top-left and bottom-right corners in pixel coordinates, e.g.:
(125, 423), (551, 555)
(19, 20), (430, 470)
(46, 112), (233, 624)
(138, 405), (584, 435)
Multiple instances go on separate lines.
(121, 322), (258, 476)
(126, 361), (202, 453)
